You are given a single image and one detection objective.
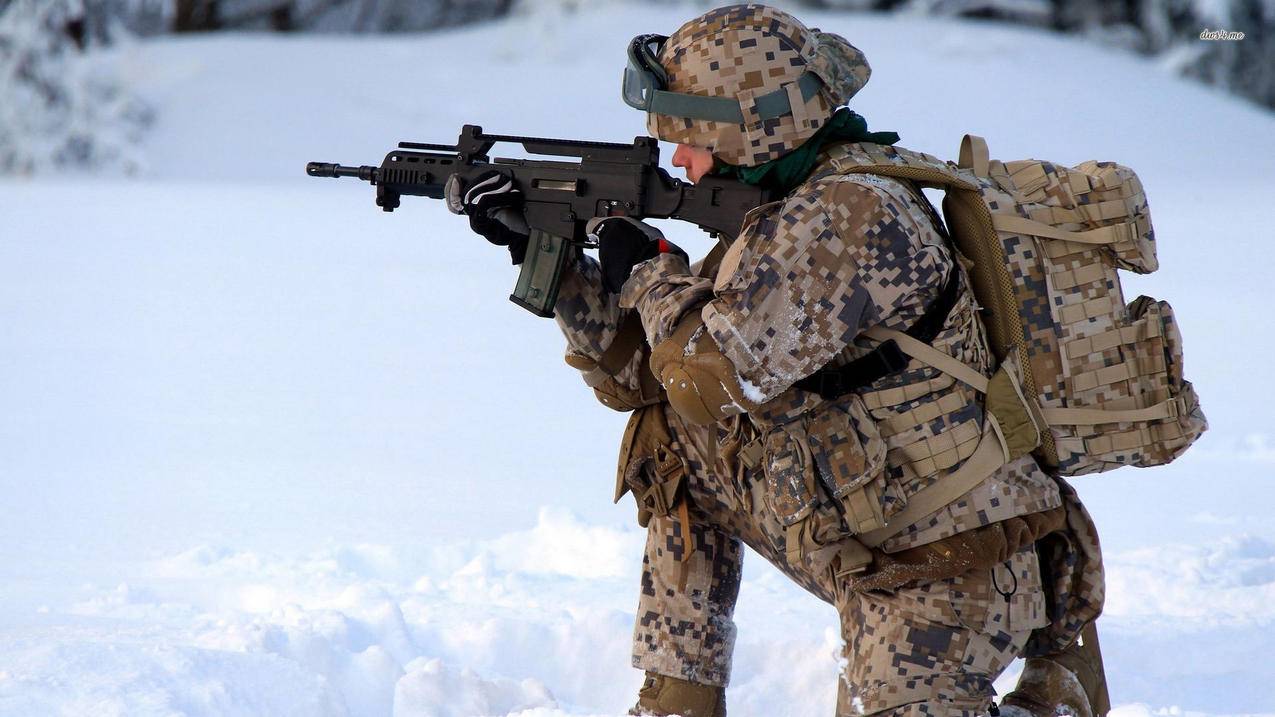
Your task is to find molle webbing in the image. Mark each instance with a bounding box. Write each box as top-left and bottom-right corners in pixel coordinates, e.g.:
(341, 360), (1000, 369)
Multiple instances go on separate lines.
(822, 137), (1205, 477)
(856, 420), (1008, 548)
(835, 161), (1049, 463)
(848, 331), (1043, 547)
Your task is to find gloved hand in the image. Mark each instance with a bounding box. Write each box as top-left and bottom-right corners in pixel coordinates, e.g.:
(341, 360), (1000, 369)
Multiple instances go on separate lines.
(590, 216), (688, 294)
(445, 170), (531, 264)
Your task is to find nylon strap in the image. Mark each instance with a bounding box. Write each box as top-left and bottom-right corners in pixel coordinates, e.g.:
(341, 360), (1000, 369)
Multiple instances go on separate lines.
(991, 214), (1136, 245)
(648, 72), (823, 124)
(582, 313), (646, 386)
(842, 480), (887, 534)
(675, 475), (693, 592)
(861, 326), (990, 393)
(958, 134), (990, 177)
(856, 421), (1008, 548)
(794, 269), (959, 400)
(1041, 397), (1179, 425)
(739, 436), (764, 469)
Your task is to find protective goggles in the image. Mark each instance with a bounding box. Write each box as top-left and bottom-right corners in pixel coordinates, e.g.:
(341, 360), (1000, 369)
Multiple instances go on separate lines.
(622, 33), (825, 125)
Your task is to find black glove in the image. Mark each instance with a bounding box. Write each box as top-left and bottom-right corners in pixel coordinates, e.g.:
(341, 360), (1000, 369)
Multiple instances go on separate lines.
(445, 171), (531, 264)
(592, 217), (688, 295)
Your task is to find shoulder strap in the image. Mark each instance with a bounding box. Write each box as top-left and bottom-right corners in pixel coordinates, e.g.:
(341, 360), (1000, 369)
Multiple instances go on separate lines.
(856, 421), (1007, 547)
(838, 151), (1057, 465)
(794, 260), (959, 400)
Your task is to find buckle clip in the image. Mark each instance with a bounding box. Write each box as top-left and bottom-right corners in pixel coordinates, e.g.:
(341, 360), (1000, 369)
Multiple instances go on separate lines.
(813, 371), (845, 401)
(875, 340), (910, 374)
(812, 340), (909, 400)
(655, 446), (683, 480)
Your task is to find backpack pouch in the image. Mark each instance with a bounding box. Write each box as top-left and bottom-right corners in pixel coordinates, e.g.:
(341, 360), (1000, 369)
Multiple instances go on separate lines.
(1052, 296), (1208, 474)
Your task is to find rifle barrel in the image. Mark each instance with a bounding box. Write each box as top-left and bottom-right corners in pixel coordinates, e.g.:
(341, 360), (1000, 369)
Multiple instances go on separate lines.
(306, 162), (378, 182)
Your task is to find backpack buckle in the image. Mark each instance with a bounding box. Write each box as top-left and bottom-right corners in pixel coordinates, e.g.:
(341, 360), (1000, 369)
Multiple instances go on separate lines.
(802, 339), (911, 400)
(812, 371), (846, 400)
(875, 340), (910, 374)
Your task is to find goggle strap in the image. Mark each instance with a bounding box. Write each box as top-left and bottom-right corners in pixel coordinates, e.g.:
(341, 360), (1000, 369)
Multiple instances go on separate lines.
(648, 90), (744, 124)
(753, 72), (823, 121)
(647, 71), (824, 124)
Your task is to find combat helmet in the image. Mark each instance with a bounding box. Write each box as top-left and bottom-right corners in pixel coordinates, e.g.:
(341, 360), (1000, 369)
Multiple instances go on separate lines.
(622, 4), (872, 167)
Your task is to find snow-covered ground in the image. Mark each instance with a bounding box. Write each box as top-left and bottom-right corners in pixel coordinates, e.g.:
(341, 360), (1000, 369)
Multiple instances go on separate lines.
(2, 4), (1273, 715)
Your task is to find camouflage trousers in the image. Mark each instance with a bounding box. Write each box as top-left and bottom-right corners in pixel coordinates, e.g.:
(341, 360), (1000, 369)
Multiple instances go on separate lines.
(631, 407), (1049, 716)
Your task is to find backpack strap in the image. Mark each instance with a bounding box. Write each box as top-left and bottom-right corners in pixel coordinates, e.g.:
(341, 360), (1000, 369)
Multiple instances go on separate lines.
(861, 323), (989, 393)
(959, 134), (990, 177)
(831, 156), (1060, 467)
(855, 419), (1008, 548)
(794, 269), (959, 399)
(991, 214), (1138, 245)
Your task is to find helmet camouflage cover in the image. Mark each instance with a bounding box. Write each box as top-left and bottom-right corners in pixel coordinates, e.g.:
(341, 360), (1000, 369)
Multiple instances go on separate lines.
(649, 4), (872, 167)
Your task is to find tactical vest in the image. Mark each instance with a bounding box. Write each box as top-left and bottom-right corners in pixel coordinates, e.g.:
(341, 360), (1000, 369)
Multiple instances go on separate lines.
(692, 159), (1051, 570)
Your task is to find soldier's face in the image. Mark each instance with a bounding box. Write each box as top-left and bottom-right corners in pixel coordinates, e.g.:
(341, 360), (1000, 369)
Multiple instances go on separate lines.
(672, 144), (715, 184)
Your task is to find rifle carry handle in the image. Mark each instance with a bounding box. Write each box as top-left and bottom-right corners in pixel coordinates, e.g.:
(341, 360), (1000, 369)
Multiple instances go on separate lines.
(510, 229), (571, 318)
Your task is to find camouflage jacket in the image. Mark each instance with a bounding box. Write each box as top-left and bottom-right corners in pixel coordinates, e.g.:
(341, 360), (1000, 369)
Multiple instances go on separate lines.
(558, 143), (1061, 554)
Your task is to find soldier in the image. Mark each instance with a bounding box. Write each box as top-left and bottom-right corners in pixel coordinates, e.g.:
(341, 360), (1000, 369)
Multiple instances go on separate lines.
(449, 5), (1108, 715)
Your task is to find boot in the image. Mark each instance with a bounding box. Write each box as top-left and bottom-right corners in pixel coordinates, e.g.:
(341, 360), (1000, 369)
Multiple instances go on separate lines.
(1001, 622), (1111, 717)
(629, 671), (726, 717)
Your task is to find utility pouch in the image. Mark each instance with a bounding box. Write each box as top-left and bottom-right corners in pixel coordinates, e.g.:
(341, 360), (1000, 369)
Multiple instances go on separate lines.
(760, 398), (887, 571)
(760, 426), (830, 567)
(616, 403), (697, 591)
(806, 395), (891, 535)
(1025, 477), (1105, 656)
(713, 414), (763, 514)
(761, 424), (818, 530)
(1046, 295), (1207, 474)
(614, 404), (687, 528)
(985, 348), (1046, 463)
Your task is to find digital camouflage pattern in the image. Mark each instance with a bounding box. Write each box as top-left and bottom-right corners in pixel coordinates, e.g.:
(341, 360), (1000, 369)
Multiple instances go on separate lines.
(555, 253), (654, 411)
(649, 4), (870, 167)
(992, 158), (1206, 475)
(839, 544), (1047, 714)
(549, 143), (1100, 713)
(811, 140), (1207, 479)
(637, 405), (1050, 715)
(620, 154), (1064, 549)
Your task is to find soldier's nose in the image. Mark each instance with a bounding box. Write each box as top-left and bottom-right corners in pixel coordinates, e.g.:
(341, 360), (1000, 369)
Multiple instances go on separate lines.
(672, 144), (691, 168)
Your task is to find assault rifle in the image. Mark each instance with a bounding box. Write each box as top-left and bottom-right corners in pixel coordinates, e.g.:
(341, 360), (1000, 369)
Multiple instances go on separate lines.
(307, 125), (772, 317)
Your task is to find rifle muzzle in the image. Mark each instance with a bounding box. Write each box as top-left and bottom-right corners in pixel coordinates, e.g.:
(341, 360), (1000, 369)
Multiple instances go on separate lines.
(306, 162), (378, 182)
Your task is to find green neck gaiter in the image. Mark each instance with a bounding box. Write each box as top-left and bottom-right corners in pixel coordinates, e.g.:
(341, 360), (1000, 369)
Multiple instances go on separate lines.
(711, 108), (900, 195)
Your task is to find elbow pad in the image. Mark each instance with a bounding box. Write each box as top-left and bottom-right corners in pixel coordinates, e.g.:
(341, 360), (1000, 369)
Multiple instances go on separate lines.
(649, 314), (759, 425)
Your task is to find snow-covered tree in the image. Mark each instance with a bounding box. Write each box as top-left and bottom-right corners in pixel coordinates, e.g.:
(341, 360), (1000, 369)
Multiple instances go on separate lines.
(167, 0), (514, 32)
(0, 0), (154, 174)
(893, 0), (1275, 110)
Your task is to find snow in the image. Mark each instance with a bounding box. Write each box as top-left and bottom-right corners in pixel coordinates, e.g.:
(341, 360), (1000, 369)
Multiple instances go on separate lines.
(1, 4), (1274, 716)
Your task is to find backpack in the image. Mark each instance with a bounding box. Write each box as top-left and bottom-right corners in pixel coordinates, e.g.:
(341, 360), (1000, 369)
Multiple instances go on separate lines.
(824, 136), (1207, 477)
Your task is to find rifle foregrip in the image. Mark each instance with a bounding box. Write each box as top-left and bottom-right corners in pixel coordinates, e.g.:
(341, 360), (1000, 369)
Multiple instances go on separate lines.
(509, 229), (571, 318)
